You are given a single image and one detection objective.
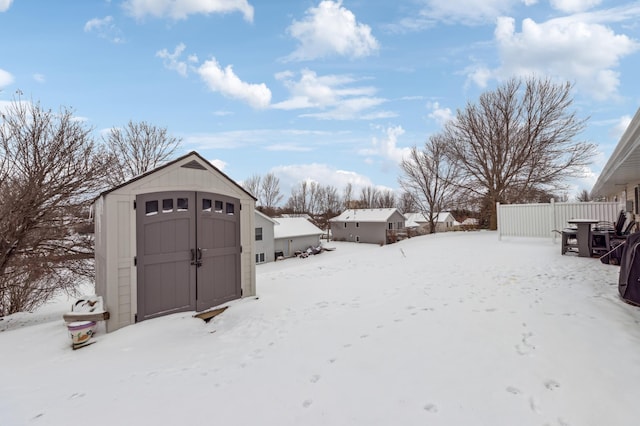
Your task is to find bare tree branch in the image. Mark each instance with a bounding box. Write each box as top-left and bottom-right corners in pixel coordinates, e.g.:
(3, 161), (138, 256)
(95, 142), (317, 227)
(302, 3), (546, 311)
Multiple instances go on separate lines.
(104, 120), (181, 186)
(0, 95), (111, 315)
(443, 77), (596, 229)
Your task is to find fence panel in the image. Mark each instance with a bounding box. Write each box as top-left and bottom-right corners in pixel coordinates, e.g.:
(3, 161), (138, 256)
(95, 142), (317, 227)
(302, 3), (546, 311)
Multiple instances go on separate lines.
(497, 201), (622, 239)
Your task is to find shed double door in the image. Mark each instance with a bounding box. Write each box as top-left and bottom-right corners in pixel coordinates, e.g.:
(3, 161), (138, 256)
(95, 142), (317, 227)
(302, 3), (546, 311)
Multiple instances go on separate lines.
(136, 191), (241, 322)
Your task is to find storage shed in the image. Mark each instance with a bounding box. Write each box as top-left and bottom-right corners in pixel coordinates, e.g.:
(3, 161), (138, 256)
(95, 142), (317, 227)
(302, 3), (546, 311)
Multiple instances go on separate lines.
(94, 151), (256, 332)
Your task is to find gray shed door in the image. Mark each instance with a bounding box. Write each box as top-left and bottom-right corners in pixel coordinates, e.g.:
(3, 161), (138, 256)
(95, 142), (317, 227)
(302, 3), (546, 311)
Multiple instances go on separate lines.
(136, 191), (241, 322)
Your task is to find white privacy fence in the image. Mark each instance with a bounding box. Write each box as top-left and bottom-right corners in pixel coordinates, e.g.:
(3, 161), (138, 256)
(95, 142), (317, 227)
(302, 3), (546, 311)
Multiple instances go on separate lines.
(497, 201), (623, 240)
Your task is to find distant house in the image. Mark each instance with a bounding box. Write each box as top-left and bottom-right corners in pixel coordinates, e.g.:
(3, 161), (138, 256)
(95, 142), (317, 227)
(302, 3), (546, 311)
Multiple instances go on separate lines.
(404, 212), (430, 234)
(404, 211), (458, 233)
(329, 208), (406, 245)
(460, 217), (479, 230)
(273, 217), (324, 258)
(434, 212), (457, 232)
(255, 210), (277, 264)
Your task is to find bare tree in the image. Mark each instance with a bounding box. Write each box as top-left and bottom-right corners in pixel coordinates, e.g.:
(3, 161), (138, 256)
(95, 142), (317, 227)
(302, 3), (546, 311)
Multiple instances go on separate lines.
(286, 181), (310, 215)
(315, 185), (342, 231)
(443, 77), (596, 229)
(359, 186), (380, 209)
(261, 173), (283, 209)
(243, 174), (262, 203)
(399, 135), (461, 233)
(0, 96), (111, 315)
(376, 189), (396, 208)
(104, 120), (181, 186)
(342, 183), (354, 210)
(576, 189), (591, 202)
(397, 191), (418, 214)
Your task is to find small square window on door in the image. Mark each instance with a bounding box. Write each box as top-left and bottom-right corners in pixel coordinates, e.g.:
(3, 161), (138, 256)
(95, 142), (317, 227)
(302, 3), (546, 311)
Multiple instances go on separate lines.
(177, 198), (189, 211)
(145, 200), (159, 216)
(162, 199), (173, 213)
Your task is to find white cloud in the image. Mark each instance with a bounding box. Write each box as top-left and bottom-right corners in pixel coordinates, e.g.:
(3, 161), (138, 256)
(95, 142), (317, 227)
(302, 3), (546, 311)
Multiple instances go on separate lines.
(270, 163), (374, 196)
(427, 101), (453, 126)
(156, 43), (191, 77)
(209, 158), (227, 171)
(272, 69), (392, 120)
(196, 58), (271, 109)
(0, 0), (12, 12)
(123, 0), (254, 22)
(183, 128), (335, 151)
(84, 16), (124, 43)
(286, 0), (379, 61)
(265, 144), (314, 152)
(0, 68), (13, 88)
(359, 125), (411, 167)
(415, 0), (516, 26)
(472, 15), (639, 100)
(550, 0), (601, 13)
(33, 73), (45, 83)
(610, 114), (632, 140)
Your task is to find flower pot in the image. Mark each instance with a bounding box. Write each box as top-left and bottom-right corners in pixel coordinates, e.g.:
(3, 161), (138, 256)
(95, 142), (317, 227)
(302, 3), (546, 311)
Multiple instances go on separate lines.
(67, 320), (97, 349)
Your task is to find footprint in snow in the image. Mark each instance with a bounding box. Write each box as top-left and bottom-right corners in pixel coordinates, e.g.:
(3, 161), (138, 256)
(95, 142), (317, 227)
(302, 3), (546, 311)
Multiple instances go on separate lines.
(529, 396), (541, 414)
(423, 403), (438, 413)
(544, 379), (560, 390)
(506, 386), (521, 395)
(302, 399), (313, 408)
(310, 374), (320, 383)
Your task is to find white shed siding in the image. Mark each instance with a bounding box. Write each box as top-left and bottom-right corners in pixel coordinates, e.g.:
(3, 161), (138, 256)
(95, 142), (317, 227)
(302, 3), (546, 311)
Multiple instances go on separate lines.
(95, 153), (256, 332)
(255, 212), (276, 263)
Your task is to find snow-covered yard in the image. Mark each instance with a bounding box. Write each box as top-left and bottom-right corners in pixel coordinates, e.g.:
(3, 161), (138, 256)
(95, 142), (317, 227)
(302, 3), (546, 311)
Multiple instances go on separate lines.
(1, 231), (639, 426)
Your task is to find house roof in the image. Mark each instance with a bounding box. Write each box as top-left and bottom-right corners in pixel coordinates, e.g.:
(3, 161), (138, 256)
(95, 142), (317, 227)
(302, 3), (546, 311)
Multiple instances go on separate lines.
(273, 217), (323, 239)
(591, 107), (640, 198)
(405, 212), (455, 223)
(329, 208), (401, 223)
(96, 151), (256, 201)
(255, 210), (278, 224)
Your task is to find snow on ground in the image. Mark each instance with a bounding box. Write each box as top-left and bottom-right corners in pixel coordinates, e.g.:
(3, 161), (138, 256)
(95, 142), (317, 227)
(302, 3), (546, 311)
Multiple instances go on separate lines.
(1, 231), (640, 426)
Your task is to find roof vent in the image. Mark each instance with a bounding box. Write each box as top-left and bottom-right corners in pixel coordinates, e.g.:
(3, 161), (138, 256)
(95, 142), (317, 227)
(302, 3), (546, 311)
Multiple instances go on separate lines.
(181, 160), (206, 170)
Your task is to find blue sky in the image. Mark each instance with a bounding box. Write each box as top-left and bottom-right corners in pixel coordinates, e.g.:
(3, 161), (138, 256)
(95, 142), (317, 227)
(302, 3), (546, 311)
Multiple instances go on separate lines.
(1, 0), (639, 201)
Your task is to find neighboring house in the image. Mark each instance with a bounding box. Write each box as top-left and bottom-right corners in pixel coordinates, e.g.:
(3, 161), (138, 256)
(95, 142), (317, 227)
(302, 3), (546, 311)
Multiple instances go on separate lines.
(404, 211), (458, 233)
(435, 212), (457, 232)
(329, 208), (406, 244)
(255, 210), (277, 264)
(93, 151), (256, 332)
(591, 106), (640, 219)
(461, 217), (479, 230)
(273, 217), (324, 258)
(404, 212), (429, 234)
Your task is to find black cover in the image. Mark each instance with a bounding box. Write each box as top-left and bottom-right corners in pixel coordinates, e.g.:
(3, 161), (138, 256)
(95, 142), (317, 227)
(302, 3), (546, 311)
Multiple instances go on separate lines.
(618, 232), (640, 305)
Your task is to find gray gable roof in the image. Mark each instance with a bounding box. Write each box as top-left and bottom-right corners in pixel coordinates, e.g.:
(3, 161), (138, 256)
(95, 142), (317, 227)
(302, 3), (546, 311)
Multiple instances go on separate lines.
(96, 151), (256, 201)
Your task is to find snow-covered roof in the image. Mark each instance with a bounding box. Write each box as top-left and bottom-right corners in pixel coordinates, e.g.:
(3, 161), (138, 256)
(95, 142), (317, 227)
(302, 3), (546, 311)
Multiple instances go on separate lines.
(405, 212), (428, 224)
(405, 212), (456, 223)
(273, 217), (323, 239)
(255, 210), (277, 224)
(329, 208), (400, 223)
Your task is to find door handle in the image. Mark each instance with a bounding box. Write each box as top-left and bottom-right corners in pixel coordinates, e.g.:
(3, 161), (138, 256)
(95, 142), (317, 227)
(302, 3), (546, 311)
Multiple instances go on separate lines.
(190, 248), (196, 265)
(196, 248), (203, 267)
